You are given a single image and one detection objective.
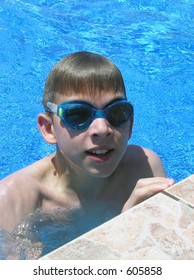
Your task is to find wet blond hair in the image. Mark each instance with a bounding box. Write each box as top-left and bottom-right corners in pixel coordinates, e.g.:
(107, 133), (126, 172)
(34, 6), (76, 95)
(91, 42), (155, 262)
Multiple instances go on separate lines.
(42, 51), (126, 109)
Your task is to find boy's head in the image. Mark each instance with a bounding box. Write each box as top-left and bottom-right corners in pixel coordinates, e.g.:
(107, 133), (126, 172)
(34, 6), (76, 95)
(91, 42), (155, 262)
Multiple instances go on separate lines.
(42, 51), (126, 108)
(39, 52), (133, 178)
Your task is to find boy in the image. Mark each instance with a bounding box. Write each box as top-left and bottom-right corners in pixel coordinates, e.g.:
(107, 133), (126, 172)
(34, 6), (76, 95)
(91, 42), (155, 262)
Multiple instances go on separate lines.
(0, 51), (174, 233)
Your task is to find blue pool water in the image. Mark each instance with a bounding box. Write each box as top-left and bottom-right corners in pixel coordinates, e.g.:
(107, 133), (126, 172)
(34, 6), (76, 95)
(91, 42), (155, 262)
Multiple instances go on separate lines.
(0, 0), (194, 258)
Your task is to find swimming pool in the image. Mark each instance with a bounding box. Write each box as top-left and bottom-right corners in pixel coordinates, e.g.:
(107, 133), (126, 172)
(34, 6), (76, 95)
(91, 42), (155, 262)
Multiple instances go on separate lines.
(0, 0), (194, 258)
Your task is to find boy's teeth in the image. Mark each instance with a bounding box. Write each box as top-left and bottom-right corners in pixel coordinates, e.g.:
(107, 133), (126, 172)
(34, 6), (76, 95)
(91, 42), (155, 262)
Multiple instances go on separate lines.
(90, 149), (108, 155)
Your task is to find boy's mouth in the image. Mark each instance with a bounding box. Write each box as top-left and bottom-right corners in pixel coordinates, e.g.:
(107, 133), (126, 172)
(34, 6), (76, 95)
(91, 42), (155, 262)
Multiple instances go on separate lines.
(88, 149), (109, 155)
(86, 148), (113, 158)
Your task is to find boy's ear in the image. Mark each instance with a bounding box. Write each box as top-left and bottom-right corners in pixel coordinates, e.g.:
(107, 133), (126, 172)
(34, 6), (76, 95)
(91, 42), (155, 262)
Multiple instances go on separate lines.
(38, 113), (57, 144)
(128, 115), (134, 139)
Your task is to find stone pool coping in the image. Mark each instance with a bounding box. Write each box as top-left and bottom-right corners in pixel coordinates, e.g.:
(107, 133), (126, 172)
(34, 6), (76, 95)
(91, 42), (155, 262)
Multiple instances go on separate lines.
(40, 175), (194, 260)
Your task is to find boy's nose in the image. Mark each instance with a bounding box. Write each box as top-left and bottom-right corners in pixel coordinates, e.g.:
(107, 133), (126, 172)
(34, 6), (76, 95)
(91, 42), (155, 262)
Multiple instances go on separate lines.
(89, 118), (113, 138)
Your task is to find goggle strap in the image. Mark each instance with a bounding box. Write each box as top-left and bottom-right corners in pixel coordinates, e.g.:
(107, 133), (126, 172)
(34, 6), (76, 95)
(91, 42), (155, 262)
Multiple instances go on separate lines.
(47, 102), (58, 114)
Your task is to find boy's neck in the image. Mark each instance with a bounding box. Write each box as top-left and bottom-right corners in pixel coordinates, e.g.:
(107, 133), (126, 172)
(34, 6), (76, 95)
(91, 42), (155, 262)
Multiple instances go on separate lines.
(51, 151), (112, 201)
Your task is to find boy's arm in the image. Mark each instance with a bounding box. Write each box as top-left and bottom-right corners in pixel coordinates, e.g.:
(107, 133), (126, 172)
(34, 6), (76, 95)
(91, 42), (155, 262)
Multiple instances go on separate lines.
(0, 176), (40, 232)
(0, 182), (19, 232)
(121, 149), (174, 212)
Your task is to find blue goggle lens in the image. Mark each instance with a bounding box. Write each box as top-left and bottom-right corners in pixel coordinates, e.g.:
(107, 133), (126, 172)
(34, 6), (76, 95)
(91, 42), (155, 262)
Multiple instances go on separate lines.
(64, 107), (92, 127)
(106, 102), (133, 126)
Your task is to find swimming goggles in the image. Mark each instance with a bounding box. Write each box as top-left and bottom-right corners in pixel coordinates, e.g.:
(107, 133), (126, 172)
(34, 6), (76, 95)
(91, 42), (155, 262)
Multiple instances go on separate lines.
(46, 99), (133, 130)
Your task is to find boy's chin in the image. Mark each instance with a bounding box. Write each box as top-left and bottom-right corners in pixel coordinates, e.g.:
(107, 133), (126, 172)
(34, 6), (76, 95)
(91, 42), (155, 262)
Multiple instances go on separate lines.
(86, 167), (117, 178)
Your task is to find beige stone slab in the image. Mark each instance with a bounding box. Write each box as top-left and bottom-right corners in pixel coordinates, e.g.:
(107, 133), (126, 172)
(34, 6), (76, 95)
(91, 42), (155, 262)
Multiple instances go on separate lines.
(41, 188), (194, 260)
(164, 174), (194, 208)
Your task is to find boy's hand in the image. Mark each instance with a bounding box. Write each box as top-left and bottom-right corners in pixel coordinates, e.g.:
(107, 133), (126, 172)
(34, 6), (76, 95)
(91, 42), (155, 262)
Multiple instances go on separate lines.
(122, 177), (174, 212)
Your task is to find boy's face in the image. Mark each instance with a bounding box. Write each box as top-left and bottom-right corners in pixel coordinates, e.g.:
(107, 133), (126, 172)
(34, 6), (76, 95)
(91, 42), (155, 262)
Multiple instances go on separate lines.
(51, 92), (133, 178)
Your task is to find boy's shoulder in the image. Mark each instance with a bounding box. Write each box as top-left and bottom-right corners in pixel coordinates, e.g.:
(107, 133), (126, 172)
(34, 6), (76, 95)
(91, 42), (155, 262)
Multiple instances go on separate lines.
(123, 144), (166, 177)
(125, 144), (159, 161)
(0, 157), (51, 231)
(0, 165), (41, 207)
(0, 154), (53, 200)
(0, 153), (55, 186)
